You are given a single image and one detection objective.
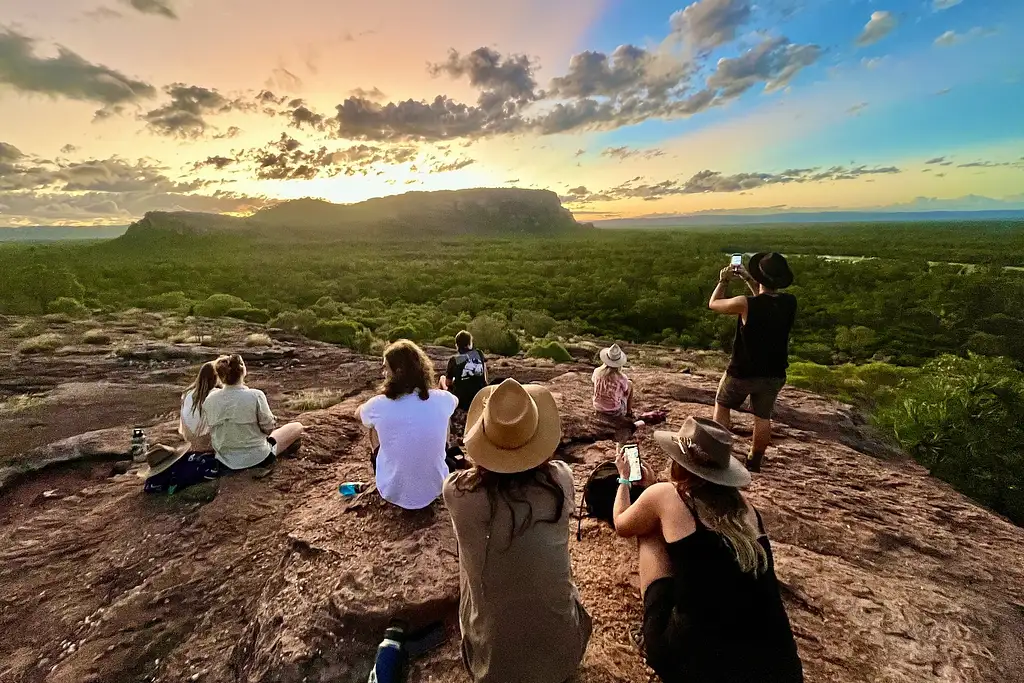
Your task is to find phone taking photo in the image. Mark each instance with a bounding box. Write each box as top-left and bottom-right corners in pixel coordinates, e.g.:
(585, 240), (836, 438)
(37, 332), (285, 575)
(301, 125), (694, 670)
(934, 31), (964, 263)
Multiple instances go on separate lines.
(730, 253), (743, 270)
(623, 444), (642, 482)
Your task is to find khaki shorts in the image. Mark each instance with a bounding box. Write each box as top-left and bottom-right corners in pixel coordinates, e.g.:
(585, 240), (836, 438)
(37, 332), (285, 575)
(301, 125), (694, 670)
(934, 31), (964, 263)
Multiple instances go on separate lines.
(716, 373), (785, 420)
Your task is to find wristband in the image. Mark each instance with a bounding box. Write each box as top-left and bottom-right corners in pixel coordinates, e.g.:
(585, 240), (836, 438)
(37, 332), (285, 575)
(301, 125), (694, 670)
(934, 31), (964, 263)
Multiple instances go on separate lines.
(617, 477), (632, 486)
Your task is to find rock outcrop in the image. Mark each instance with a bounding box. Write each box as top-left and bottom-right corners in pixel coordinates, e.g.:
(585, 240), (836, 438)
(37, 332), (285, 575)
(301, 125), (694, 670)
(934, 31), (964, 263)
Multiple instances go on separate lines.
(0, 355), (1022, 683)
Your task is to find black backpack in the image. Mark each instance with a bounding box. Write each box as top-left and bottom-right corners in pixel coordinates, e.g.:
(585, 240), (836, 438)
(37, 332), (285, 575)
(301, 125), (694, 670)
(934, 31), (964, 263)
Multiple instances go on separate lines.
(576, 460), (640, 540)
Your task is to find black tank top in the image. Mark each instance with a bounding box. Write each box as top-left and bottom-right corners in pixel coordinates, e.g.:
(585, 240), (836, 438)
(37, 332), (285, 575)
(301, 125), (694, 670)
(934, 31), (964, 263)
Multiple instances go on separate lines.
(663, 499), (803, 682)
(727, 293), (797, 379)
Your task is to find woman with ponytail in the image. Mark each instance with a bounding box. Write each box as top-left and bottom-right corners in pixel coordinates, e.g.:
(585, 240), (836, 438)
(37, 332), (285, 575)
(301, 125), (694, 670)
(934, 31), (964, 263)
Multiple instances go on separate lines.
(612, 417), (803, 683)
(179, 359), (223, 453)
(202, 354), (305, 471)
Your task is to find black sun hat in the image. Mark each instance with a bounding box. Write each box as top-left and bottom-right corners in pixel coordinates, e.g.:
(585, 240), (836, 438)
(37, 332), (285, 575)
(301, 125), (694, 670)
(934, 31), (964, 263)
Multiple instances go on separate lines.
(748, 252), (794, 290)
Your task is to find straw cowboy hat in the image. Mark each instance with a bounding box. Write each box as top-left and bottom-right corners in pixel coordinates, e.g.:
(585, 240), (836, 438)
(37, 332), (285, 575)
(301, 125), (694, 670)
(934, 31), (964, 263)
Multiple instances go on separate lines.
(748, 252), (794, 290)
(653, 417), (751, 488)
(599, 344), (628, 368)
(464, 378), (562, 474)
(136, 444), (188, 479)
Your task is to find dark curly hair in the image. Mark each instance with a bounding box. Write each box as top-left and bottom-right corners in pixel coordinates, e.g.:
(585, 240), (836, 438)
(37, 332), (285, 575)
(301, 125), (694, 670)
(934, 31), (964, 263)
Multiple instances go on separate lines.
(381, 340), (434, 400)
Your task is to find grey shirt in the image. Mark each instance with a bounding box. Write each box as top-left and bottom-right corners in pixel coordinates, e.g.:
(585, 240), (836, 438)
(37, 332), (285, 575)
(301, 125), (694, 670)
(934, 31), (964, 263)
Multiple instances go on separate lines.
(444, 461), (592, 683)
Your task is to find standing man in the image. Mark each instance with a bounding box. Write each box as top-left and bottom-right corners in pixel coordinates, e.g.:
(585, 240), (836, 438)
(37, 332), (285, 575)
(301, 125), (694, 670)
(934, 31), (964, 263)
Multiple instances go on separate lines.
(708, 252), (796, 472)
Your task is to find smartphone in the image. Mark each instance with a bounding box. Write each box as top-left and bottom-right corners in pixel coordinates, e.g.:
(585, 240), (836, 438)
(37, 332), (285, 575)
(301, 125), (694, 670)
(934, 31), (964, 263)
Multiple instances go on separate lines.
(623, 444), (642, 482)
(730, 253), (743, 270)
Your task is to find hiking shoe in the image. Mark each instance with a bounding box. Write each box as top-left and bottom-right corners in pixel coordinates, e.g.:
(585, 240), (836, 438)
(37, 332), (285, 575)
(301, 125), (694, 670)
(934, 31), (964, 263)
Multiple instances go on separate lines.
(747, 451), (764, 473)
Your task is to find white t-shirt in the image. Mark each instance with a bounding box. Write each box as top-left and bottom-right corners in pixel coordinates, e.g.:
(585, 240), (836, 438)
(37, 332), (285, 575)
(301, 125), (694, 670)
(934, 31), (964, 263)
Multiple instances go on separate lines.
(360, 389), (458, 510)
(202, 385), (276, 470)
(179, 389), (213, 451)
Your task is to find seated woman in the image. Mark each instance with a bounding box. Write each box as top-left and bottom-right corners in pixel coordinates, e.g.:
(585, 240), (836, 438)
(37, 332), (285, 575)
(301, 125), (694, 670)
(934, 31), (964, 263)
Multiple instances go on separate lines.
(593, 344), (634, 417)
(444, 378), (592, 683)
(202, 354), (305, 471)
(179, 359), (222, 453)
(612, 417), (803, 683)
(141, 361), (225, 494)
(356, 340), (458, 510)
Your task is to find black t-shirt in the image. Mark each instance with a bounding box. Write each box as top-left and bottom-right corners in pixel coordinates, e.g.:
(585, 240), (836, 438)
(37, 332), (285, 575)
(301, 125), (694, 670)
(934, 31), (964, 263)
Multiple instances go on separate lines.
(727, 293), (797, 379)
(446, 349), (487, 411)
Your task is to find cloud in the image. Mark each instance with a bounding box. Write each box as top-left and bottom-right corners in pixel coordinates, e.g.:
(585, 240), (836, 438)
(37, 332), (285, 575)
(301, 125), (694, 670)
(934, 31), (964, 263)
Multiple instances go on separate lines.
(925, 156), (947, 164)
(59, 144), (78, 154)
(861, 57), (886, 70)
(602, 146), (666, 160)
(0, 142), (24, 163)
(846, 102), (868, 116)
(706, 36), (822, 98)
(85, 7), (124, 20)
(935, 87), (952, 96)
(430, 158), (476, 173)
(0, 28), (156, 108)
(669, 0), (752, 52)
(956, 160), (1024, 168)
(574, 149), (586, 158)
(565, 165), (903, 203)
(194, 156), (236, 171)
(142, 84), (248, 138)
(266, 67), (303, 93)
(0, 151), (198, 193)
(120, 0), (177, 19)
(350, 87), (387, 101)
(0, 190), (275, 226)
(430, 47), (538, 114)
(237, 135), (420, 180)
(933, 0), (962, 10)
(856, 11), (897, 47)
(548, 44), (688, 102)
(934, 27), (994, 47)
(334, 95), (502, 142)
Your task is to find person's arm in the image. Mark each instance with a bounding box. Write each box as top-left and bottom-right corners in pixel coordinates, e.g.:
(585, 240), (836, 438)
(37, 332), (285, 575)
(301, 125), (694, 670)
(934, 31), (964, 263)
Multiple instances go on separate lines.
(709, 266), (750, 317)
(612, 447), (660, 538)
(256, 391), (276, 435)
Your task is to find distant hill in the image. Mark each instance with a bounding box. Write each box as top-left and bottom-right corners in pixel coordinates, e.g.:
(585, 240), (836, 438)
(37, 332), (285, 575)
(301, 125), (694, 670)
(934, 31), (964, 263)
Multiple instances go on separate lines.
(0, 226), (129, 242)
(594, 209), (1024, 228)
(121, 188), (588, 241)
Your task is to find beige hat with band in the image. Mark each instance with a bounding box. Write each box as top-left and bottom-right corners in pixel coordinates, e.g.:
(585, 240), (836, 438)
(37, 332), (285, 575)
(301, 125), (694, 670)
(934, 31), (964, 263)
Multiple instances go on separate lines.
(653, 416), (751, 488)
(464, 378), (561, 474)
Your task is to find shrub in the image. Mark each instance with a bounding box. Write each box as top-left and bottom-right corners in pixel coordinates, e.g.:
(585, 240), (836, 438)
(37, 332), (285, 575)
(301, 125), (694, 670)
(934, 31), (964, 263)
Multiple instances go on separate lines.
(515, 311), (558, 338)
(244, 333), (273, 347)
(195, 294), (249, 318)
(352, 328), (377, 354)
(468, 314), (521, 356)
(144, 291), (192, 312)
(10, 320), (45, 338)
(285, 389), (347, 411)
(967, 332), (1008, 357)
(310, 320), (361, 346)
(227, 308), (271, 324)
(46, 297), (89, 319)
(875, 354), (1024, 525)
(384, 324), (418, 342)
(270, 309), (318, 335)
(526, 340), (573, 363)
(793, 342), (834, 365)
(17, 333), (64, 354)
(82, 329), (112, 345)
(787, 361), (919, 406)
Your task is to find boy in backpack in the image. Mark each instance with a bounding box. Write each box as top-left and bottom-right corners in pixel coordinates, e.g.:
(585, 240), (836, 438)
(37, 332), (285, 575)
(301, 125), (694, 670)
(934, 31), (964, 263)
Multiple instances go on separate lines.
(441, 331), (488, 412)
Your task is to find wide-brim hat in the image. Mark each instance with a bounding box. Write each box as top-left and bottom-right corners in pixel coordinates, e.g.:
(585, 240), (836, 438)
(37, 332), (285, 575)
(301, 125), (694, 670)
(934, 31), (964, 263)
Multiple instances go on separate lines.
(136, 443), (188, 479)
(599, 344), (628, 368)
(464, 378), (562, 474)
(749, 252), (794, 290)
(653, 417), (751, 488)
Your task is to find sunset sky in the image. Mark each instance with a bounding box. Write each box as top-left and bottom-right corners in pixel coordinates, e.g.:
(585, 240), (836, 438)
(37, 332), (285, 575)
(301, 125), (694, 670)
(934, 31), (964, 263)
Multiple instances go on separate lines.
(1, 0), (1022, 226)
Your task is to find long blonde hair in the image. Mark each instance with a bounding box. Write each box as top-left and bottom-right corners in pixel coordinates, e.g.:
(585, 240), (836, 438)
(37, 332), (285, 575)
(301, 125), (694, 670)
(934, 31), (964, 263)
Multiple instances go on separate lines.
(672, 463), (768, 575)
(185, 361), (221, 416)
(594, 364), (626, 382)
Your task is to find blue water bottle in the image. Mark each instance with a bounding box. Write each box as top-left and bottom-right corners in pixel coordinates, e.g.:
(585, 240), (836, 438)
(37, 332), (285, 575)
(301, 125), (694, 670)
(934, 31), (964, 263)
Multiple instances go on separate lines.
(367, 621), (407, 683)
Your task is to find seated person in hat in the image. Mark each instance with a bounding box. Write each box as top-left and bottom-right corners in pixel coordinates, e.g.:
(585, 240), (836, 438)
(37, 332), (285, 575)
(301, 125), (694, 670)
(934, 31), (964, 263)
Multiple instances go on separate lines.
(612, 417), (803, 683)
(444, 379), (592, 683)
(203, 354), (305, 472)
(708, 252), (797, 472)
(357, 340), (459, 510)
(592, 343), (634, 417)
(179, 358), (223, 454)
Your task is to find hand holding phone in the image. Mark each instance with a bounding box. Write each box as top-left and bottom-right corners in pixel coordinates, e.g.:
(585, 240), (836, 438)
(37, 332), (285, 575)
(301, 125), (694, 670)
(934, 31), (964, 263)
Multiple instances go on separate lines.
(730, 253), (743, 271)
(623, 444), (642, 482)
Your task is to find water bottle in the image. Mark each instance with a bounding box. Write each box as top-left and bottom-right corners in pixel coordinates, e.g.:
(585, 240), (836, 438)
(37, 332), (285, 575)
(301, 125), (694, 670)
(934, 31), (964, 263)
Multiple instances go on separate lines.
(339, 482), (366, 498)
(367, 622), (407, 683)
(130, 428), (147, 463)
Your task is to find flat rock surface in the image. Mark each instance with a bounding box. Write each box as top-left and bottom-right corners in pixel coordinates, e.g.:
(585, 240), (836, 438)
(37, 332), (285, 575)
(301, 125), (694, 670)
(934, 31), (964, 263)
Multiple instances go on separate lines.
(0, 341), (1022, 683)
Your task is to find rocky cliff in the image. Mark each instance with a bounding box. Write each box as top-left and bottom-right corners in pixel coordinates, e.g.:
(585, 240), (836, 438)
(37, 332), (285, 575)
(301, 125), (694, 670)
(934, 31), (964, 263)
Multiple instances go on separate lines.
(0, 337), (1022, 683)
